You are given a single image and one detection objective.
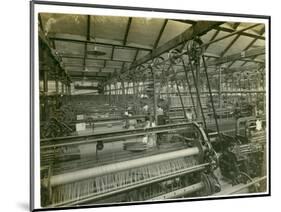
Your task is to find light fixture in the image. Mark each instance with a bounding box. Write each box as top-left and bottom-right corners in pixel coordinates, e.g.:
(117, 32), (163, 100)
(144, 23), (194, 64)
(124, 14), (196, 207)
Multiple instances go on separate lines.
(87, 38), (106, 56)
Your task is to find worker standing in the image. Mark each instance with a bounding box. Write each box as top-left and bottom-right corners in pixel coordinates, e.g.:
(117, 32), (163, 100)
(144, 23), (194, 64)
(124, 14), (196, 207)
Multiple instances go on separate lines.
(185, 108), (193, 122)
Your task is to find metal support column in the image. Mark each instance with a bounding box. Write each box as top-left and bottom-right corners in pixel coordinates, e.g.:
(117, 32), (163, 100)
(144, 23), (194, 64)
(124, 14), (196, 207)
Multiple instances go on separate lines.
(121, 80), (125, 104)
(195, 60), (201, 119)
(150, 67), (158, 124)
(218, 66), (222, 109)
(108, 84), (111, 104)
(171, 65), (188, 120)
(61, 81), (64, 95)
(132, 81), (136, 100)
(115, 82), (118, 104)
(68, 83), (71, 96)
(55, 65), (59, 108)
(55, 67), (59, 94)
(43, 66), (48, 121)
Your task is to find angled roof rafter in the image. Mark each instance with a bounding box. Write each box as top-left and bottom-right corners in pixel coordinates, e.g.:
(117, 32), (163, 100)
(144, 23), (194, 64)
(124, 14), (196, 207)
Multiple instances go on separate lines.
(220, 34), (241, 57)
(123, 17), (132, 46)
(153, 19), (168, 49)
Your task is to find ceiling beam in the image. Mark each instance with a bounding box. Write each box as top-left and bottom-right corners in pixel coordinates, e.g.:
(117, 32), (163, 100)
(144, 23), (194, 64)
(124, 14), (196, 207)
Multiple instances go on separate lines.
(68, 71), (109, 77)
(61, 54), (133, 63)
(240, 56), (265, 67)
(220, 34), (241, 57)
(241, 58), (264, 64)
(123, 17), (132, 46)
(228, 27), (265, 68)
(153, 19), (168, 49)
(207, 46), (265, 66)
(214, 25), (265, 40)
(71, 75), (107, 79)
(64, 64), (105, 68)
(48, 34), (152, 51)
(105, 21), (223, 83)
(233, 22), (240, 30)
(74, 85), (100, 90)
(227, 22), (240, 30)
(205, 29), (220, 51)
(205, 29), (220, 61)
(131, 21), (223, 69)
(173, 19), (265, 40)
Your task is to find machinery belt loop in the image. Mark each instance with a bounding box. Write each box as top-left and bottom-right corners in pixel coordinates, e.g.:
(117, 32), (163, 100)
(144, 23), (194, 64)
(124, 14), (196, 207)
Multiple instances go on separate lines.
(187, 53), (207, 130)
(201, 55), (222, 143)
(180, 58), (198, 118)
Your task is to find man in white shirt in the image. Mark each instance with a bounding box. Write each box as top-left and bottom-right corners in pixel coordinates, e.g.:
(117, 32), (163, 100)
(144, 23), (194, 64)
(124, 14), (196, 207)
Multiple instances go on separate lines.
(186, 108), (193, 121)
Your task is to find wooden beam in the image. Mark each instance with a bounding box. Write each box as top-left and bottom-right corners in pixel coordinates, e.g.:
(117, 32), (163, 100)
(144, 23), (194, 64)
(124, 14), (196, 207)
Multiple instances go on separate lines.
(214, 25), (265, 40)
(74, 85), (99, 90)
(207, 47), (265, 66)
(220, 34), (241, 57)
(233, 22), (240, 30)
(203, 23), (261, 48)
(123, 17), (132, 46)
(61, 54), (135, 63)
(68, 71), (109, 77)
(227, 37), (259, 68)
(227, 22), (240, 30)
(240, 57), (265, 67)
(71, 75), (107, 79)
(205, 29), (220, 51)
(105, 21), (222, 84)
(173, 19), (265, 40)
(131, 21), (223, 69)
(64, 64), (103, 68)
(153, 19), (168, 49)
(49, 34), (152, 51)
(233, 26), (265, 67)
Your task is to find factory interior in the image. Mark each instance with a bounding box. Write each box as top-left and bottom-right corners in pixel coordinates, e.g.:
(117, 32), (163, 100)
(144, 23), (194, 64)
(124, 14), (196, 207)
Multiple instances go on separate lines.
(38, 13), (267, 208)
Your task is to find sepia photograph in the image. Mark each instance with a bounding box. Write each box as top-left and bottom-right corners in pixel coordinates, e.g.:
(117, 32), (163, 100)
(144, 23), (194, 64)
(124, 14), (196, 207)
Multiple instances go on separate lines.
(31, 1), (270, 210)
